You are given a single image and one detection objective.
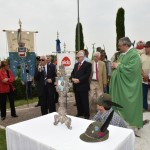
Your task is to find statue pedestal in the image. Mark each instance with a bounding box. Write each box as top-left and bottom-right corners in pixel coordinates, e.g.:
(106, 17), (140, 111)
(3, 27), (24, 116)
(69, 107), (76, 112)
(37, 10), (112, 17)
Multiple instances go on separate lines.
(54, 65), (72, 129)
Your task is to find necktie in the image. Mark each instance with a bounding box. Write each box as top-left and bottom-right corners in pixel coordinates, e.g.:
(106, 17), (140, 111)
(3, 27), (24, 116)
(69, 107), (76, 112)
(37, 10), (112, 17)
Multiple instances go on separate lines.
(96, 63), (98, 80)
(78, 63), (81, 70)
(43, 67), (46, 77)
(43, 67), (47, 85)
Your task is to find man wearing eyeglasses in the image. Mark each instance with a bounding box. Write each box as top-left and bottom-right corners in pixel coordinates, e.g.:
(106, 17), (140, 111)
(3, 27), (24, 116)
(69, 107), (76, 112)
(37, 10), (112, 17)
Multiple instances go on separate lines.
(34, 55), (56, 115)
(71, 50), (92, 119)
(109, 37), (143, 129)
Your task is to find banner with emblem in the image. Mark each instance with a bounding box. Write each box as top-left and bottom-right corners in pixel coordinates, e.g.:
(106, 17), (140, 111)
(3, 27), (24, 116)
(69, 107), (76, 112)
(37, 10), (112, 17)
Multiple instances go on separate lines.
(6, 30), (34, 52)
(5, 29), (35, 81)
(57, 53), (75, 76)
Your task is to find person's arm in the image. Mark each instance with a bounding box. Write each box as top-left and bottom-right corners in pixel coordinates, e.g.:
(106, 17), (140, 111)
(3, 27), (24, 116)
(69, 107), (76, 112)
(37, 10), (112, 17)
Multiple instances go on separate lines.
(142, 69), (149, 82)
(7, 70), (15, 83)
(0, 70), (9, 84)
(102, 62), (107, 87)
(93, 111), (102, 121)
(78, 62), (92, 83)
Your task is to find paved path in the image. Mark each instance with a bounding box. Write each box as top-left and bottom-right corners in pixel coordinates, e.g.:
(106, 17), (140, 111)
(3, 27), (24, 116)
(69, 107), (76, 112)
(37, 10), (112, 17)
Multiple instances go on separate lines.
(0, 91), (150, 150)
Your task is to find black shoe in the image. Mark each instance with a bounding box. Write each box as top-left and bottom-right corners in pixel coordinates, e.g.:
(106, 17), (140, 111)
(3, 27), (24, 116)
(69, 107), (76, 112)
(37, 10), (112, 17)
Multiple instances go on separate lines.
(35, 104), (40, 107)
(84, 116), (90, 119)
(1, 117), (6, 120)
(76, 114), (83, 117)
(12, 114), (18, 118)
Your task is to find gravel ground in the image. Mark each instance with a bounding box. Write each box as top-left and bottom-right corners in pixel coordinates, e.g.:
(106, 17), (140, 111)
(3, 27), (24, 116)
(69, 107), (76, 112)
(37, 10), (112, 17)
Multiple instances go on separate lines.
(0, 91), (150, 150)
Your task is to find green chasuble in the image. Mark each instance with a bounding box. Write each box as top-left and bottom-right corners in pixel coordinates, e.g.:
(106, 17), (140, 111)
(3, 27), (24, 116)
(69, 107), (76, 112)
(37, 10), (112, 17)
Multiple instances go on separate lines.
(109, 48), (143, 128)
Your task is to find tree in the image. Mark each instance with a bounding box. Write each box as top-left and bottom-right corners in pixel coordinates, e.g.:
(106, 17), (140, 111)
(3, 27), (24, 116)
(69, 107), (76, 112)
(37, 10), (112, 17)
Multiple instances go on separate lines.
(116, 7), (125, 51)
(75, 22), (84, 52)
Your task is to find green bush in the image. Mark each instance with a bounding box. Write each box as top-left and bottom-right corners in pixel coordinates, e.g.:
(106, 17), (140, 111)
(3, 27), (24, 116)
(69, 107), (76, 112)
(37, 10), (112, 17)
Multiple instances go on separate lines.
(13, 78), (37, 100)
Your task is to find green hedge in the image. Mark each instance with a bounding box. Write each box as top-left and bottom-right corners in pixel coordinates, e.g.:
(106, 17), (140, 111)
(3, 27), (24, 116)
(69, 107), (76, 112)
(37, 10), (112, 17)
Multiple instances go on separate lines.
(13, 78), (37, 100)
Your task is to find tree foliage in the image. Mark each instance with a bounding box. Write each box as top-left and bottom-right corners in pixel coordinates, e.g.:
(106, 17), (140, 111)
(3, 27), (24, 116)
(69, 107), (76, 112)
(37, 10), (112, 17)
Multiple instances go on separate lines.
(116, 7), (125, 51)
(75, 22), (84, 52)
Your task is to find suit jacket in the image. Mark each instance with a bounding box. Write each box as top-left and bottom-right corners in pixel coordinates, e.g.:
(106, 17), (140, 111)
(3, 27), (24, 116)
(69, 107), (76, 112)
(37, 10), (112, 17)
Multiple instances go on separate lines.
(34, 63), (56, 96)
(71, 61), (91, 92)
(89, 60), (107, 90)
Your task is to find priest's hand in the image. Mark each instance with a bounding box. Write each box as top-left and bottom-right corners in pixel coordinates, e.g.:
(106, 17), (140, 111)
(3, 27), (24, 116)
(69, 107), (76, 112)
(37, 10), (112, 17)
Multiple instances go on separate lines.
(111, 62), (120, 69)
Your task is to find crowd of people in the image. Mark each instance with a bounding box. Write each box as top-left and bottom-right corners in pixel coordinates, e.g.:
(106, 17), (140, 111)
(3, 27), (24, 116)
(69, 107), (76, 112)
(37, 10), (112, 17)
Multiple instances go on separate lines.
(0, 37), (150, 133)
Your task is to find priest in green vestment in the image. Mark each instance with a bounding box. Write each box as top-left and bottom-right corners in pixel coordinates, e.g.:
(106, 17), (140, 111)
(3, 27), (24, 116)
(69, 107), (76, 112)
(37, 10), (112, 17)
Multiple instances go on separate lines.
(109, 37), (143, 128)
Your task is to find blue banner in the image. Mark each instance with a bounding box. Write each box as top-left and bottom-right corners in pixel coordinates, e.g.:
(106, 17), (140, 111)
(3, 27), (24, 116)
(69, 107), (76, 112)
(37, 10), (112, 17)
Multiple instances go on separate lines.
(56, 39), (61, 53)
(9, 52), (35, 81)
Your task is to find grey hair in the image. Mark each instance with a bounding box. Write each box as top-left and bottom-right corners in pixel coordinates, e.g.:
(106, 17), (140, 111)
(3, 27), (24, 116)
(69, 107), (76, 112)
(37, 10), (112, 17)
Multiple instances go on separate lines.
(119, 37), (132, 47)
(94, 52), (101, 57)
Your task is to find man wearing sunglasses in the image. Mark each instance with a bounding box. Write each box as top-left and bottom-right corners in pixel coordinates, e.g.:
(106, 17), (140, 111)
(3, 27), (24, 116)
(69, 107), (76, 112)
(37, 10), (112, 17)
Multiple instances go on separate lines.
(34, 55), (56, 115)
(71, 50), (92, 119)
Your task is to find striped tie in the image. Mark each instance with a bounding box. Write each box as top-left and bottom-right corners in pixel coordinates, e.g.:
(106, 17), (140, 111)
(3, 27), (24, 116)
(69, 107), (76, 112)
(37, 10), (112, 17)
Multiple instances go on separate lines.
(78, 63), (81, 70)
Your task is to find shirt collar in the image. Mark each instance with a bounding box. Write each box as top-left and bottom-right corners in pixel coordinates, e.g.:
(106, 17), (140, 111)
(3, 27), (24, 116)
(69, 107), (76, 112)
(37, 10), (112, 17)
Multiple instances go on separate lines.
(122, 47), (132, 55)
(80, 60), (84, 65)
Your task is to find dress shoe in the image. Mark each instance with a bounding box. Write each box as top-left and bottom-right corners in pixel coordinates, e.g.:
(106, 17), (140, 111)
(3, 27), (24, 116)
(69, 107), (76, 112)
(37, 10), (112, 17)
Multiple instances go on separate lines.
(76, 114), (83, 117)
(143, 108), (150, 112)
(1, 117), (6, 120)
(143, 119), (150, 126)
(35, 104), (40, 107)
(11, 114), (18, 118)
(73, 103), (76, 106)
(84, 116), (90, 119)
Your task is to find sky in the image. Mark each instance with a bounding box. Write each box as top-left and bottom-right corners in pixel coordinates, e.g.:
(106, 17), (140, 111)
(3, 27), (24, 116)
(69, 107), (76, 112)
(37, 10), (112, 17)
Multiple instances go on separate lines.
(0, 0), (150, 60)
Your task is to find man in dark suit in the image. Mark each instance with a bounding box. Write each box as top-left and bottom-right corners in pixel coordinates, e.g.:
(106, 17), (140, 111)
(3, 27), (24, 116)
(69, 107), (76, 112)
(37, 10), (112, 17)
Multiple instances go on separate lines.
(34, 55), (56, 115)
(71, 50), (92, 119)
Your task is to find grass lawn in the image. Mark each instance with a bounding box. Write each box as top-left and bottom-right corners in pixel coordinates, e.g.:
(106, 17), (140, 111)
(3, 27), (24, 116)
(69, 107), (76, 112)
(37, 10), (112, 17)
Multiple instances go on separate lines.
(6, 97), (38, 108)
(0, 128), (6, 150)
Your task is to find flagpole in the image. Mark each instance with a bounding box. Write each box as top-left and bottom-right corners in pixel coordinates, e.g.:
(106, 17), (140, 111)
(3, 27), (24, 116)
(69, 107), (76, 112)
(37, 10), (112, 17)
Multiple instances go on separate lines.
(77, 0), (80, 51)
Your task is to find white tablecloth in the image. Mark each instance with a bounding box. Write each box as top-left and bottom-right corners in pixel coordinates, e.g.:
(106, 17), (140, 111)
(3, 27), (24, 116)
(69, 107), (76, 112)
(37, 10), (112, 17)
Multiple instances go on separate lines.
(6, 112), (135, 150)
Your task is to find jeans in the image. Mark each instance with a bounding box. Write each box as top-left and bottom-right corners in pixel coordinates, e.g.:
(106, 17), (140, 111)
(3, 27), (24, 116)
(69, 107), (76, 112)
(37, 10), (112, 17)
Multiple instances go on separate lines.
(142, 83), (149, 110)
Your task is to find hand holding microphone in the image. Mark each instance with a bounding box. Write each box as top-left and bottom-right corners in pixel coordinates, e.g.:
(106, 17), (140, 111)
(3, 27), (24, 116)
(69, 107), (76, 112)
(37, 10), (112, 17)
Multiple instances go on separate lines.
(38, 63), (42, 72)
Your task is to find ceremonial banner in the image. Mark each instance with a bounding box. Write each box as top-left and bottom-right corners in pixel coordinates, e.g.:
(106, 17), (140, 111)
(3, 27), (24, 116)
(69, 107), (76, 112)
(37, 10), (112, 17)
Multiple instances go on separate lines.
(6, 31), (34, 52)
(56, 39), (61, 53)
(9, 52), (35, 81)
(5, 30), (35, 81)
(57, 53), (75, 76)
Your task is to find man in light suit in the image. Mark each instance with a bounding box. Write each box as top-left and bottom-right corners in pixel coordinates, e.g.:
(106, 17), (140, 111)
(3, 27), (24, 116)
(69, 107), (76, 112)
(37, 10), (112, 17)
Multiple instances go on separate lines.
(71, 50), (92, 119)
(89, 52), (107, 115)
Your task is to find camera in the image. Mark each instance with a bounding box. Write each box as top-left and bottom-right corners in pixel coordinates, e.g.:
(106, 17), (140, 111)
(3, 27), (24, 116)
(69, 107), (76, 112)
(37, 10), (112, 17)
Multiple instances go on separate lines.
(36, 56), (40, 61)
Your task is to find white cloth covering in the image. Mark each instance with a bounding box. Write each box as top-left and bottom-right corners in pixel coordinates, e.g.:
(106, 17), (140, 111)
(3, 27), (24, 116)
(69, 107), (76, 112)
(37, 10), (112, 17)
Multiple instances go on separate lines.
(6, 112), (135, 150)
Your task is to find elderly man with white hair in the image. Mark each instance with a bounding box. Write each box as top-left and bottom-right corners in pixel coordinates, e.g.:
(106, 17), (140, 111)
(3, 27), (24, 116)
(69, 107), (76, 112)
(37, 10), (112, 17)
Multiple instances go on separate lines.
(89, 52), (107, 115)
(71, 50), (92, 119)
